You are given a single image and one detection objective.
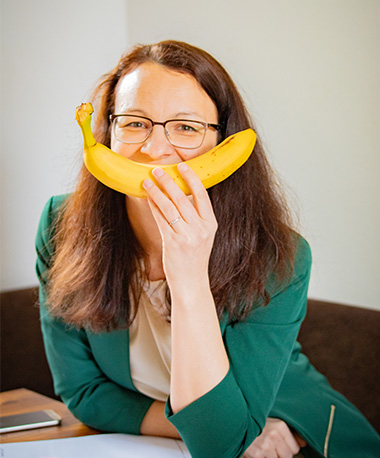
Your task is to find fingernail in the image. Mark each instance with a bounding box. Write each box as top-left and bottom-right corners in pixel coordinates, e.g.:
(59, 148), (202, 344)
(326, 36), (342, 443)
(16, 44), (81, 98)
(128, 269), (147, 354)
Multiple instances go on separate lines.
(143, 179), (153, 189)
(153, 167), (164, 177)
(178, 162), (189, 171)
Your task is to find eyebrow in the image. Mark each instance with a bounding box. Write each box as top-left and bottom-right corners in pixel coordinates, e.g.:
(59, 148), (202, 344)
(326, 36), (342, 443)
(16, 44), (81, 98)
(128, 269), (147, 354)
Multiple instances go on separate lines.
(173, 111), (203, 119)
(120, 108), (147, 116)
(117, 108), (203, 119)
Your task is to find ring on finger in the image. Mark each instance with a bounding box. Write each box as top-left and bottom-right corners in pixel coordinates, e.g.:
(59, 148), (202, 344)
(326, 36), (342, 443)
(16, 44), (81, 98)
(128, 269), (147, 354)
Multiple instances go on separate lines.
(169, 216), (181, 226)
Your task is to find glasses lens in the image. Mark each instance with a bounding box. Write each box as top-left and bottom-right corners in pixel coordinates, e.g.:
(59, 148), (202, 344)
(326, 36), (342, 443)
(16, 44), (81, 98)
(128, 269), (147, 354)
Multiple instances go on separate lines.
(165, 120), (206, 148)
(113, 116), (152, 144)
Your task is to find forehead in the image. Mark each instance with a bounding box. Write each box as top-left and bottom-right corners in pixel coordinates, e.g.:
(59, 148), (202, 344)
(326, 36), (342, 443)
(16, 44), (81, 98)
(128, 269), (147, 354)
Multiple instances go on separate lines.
(114, 63), (217, 119)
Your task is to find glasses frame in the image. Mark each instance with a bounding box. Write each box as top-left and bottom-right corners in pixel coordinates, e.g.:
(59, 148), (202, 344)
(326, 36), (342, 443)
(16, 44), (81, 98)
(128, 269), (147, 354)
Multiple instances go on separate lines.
(109, 114), (222, 149)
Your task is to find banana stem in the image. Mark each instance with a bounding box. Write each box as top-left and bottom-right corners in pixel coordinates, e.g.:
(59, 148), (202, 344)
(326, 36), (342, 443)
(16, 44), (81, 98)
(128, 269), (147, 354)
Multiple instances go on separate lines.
(78, 115), (96, 149)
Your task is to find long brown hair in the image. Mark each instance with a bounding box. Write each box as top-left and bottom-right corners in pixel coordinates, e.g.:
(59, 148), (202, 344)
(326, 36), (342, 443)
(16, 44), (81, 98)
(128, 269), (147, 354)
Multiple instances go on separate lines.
(47, 40), (297, 331)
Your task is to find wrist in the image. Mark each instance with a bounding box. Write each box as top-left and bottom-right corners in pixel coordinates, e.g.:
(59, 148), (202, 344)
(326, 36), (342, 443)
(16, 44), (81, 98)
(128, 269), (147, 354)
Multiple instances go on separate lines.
(169, 277), (213, 306)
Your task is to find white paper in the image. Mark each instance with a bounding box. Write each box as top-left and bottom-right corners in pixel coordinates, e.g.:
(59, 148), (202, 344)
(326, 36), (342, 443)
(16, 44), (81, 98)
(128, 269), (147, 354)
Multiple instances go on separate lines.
(0, 433), (191, 458)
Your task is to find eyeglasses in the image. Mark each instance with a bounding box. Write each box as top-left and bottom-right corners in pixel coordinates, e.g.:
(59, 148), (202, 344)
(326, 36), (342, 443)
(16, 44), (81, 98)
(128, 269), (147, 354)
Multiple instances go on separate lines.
(109, 114), (222, 149)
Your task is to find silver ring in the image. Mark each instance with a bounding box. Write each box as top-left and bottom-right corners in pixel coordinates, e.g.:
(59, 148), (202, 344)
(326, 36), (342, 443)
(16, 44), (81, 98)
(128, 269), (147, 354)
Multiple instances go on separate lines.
(169, 216), (181, 226)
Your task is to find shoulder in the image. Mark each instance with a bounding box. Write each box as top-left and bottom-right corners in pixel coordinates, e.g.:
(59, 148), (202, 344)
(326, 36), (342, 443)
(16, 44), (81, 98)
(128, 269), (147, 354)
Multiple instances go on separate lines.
(271, 233), (312, 293)
(40, 194), (71, 220)
(35, 193), (71, 253)
(39, 193), (71, 226)
(290, 233), (312, 283)
(244, 234), (312, 326)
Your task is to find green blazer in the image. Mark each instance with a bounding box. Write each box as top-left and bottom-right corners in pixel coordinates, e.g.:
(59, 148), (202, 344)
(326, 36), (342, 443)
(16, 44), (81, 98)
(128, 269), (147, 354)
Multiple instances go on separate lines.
(36, 195), (380, 458)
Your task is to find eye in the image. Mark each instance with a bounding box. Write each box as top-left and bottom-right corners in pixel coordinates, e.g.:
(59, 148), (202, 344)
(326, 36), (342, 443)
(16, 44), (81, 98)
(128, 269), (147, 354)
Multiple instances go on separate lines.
(177, 123), (197, 132)
(168, 120), (204, 135)
(127, 121), (146, 128)
(117, 117), (150, 130)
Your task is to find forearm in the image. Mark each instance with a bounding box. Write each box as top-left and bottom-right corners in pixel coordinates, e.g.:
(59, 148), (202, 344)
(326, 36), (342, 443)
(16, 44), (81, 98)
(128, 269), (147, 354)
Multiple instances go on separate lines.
(140, 400), (181, 438)
(169, 278), (230, 413)
(40, 302), (155, 435)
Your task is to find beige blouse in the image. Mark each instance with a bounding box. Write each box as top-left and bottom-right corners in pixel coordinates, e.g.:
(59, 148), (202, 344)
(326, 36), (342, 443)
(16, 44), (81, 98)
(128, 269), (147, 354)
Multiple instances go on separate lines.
(129, 279), (172, 402)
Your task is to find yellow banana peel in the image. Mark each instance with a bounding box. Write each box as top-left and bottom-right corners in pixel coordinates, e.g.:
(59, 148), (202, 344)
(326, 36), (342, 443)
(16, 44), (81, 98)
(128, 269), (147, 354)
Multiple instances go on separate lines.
(75, 102), (256, 198)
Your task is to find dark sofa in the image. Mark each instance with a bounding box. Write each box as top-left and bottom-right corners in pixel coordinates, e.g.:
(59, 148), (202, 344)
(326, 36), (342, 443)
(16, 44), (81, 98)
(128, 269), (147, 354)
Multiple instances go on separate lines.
(1, 287), (379, 433)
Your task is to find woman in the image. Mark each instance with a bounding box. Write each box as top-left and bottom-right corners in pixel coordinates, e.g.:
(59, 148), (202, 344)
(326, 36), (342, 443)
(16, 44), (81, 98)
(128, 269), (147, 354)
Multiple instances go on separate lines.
(36, 40), (380, 457)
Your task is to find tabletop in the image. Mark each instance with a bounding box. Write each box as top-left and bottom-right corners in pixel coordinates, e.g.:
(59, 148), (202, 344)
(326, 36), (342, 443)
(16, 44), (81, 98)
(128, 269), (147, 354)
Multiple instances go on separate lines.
(0, 388), (98, 444)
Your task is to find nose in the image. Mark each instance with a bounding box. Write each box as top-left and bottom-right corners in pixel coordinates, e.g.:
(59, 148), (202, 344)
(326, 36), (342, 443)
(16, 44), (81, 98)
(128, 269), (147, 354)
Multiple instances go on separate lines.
(139, 125), (174, 160)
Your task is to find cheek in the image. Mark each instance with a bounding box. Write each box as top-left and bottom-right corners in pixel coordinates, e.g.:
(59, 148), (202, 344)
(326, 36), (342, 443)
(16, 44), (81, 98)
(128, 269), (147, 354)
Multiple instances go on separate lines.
(111, 136), (138, 158)
(110, 134), (118, 152)
(182, 134), (218, 160)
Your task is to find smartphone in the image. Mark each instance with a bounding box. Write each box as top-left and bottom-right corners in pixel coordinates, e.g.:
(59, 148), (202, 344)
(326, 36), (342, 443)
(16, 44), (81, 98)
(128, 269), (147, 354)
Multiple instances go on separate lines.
(0, 409), (62, 434)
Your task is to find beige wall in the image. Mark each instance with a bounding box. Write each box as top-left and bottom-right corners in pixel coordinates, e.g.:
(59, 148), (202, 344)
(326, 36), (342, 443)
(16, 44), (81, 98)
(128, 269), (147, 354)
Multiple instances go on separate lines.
(0, 0), (128, 289)
(127, 0), (380, 309)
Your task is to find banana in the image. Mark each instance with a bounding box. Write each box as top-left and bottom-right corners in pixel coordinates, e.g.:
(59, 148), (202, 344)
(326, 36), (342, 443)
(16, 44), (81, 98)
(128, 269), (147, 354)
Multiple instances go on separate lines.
(75, 102), (256, 198)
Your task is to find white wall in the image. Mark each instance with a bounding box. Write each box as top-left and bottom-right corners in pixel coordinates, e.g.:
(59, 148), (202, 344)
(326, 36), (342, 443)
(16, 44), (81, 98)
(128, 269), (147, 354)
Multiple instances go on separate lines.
(126, 0), (380, 310)
(1, 0), (379, 311)
(1, 0), (128, 290)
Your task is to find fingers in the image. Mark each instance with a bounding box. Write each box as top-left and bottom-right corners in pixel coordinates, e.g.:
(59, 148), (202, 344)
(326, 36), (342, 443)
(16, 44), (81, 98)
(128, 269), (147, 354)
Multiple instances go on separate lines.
(143, 180), (187, 235)
(274, 421), (301, 456)
(244, 418), (303, 458)
(144, 178), (181, 225)
(142, 164), (215, 227)
(176, 163), (214, 220)
(294, 432), (307, 448)
(146, 195), (176, 237)
(265, 418), (301, 457)
(275, 439), (299, 457)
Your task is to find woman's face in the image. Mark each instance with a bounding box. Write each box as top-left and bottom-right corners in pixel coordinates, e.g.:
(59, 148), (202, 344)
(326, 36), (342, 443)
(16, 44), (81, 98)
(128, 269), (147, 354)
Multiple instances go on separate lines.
(111, 63), (219, 164)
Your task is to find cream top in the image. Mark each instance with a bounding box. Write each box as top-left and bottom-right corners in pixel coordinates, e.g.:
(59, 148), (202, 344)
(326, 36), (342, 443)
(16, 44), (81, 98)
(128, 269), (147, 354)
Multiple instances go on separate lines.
(129, 279), (172, 402)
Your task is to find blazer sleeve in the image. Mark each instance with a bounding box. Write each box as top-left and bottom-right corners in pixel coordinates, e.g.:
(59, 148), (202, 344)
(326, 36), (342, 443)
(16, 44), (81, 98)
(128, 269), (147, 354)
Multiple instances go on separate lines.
(35, 196), (154, 434)
(165, 237), (312, 458)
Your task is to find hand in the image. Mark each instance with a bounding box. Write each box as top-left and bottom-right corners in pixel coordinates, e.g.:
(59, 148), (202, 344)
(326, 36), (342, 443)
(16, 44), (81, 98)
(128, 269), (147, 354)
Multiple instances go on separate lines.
(243, 418), (306, 458)
(143, 163), (218, 290)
